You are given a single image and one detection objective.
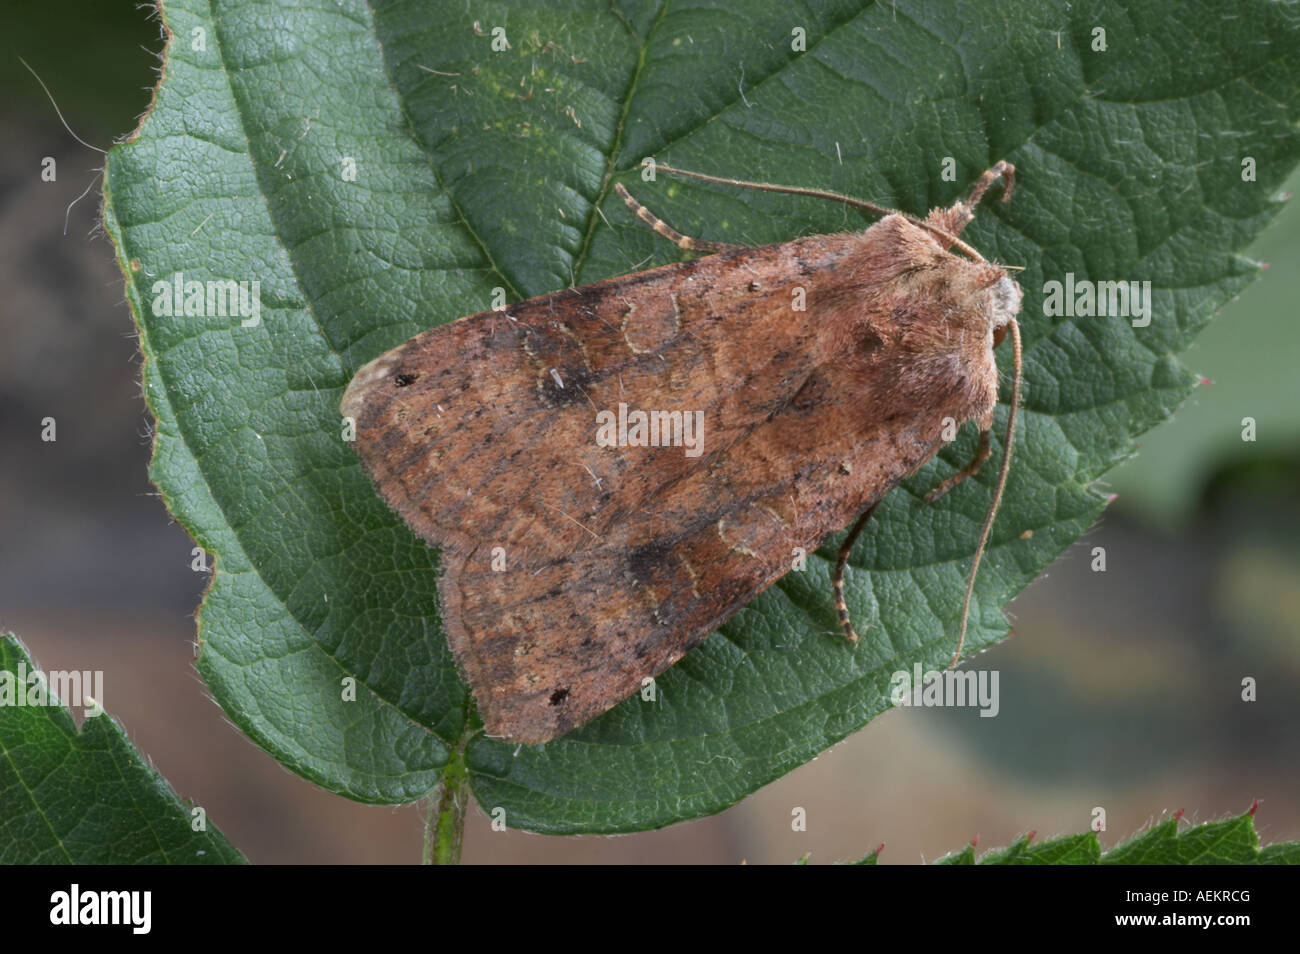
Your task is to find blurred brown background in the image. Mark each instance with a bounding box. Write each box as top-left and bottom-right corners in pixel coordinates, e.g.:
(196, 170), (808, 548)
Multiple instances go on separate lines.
(2, 2), (1297, 864)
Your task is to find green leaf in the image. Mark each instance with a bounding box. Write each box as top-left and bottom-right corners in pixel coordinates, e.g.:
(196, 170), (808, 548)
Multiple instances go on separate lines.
(977, 832), (1102, 865)
(844, 845), (883, 865)
(103, 0), (1300, 831)
(1100, 806), (1300, 865)
(924, 807), (1296, 865)
(0, 633), (245, 864)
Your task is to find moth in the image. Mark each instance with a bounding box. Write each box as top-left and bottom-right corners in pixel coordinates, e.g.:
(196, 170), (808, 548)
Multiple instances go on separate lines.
(341, 162), (1023, 744)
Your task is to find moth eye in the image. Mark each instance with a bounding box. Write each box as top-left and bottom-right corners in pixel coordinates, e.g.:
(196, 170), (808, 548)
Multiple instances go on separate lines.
(548, 687), (570, 706)
(993, 325), (1008, 348)
(394, 372), (418, 388)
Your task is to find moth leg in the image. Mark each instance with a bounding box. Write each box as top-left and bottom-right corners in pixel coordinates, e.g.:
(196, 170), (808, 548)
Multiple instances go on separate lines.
(615, 183), (744, 254)
(963, 160), (1015, 210)
(926, 161), (1015, 239)
(832, 502), (879, 643)
(924, 429), (992, 503)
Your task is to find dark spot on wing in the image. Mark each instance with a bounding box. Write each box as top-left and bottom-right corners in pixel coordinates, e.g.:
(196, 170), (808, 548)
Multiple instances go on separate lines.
(627, 538), (673, 584)
(538, 363), (598, 407)
(858, 327), (884, 357)
(790, 371), (829, 413)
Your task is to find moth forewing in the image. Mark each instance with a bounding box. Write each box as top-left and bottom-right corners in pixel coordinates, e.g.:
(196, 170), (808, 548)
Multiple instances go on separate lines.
(342, 163), (1021, 743)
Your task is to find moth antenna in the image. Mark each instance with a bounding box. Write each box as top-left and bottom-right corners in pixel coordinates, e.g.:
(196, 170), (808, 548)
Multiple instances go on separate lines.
(614, 183), (741, 254)
(951, 318), (1022, 668)
(656, 163), (902, 218)
(654, 163), (988, 263)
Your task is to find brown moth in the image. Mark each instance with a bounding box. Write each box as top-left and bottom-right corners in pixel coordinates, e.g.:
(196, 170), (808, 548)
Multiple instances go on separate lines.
(341, 162), (1023, 744)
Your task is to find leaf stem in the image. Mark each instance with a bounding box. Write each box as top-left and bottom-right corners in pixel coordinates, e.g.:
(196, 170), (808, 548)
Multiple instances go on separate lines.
(422, 747), (468, 864)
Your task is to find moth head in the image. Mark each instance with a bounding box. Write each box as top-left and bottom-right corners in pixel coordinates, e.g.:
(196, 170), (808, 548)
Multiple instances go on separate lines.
(989, 273), (1022, 348)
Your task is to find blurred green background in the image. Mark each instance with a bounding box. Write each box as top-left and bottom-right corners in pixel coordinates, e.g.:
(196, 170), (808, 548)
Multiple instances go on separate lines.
(1, 1), (1295, 863)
